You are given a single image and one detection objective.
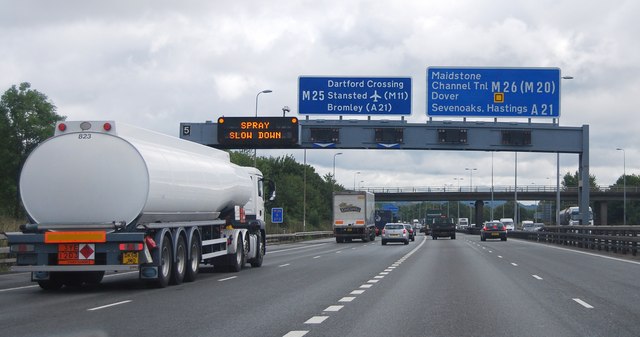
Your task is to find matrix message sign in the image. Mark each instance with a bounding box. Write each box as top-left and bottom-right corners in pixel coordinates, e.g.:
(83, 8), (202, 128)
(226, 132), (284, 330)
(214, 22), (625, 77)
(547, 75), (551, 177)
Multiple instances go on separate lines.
(217, 117), (299, 148)
(299, 76), (412, 115)
(427, 67), (561, 118)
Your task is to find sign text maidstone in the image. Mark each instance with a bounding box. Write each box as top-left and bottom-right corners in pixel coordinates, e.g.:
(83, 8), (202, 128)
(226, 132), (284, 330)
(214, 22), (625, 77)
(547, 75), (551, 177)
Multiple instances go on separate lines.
(299, 76), (412, 115)
(427, 67), (561, 118)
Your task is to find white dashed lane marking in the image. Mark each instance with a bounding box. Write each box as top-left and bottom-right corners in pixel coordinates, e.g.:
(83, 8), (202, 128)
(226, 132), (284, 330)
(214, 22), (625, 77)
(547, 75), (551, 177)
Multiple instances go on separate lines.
(573, 298), (594, 309)
(305, 316), (329, 324)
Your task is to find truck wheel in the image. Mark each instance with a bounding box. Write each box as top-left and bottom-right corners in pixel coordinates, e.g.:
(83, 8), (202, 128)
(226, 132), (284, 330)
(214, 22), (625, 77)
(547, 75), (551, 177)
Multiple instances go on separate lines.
(38, 273), (63, 290)
(155, 235), (173, 288)
(184, 234), (201, 282)
(451, 234), (456, 240)
(170, 235), (187, 285)
(83, 271), (105, 285)
(250, 233), (264, 268)
(62, 273), (84, 287)
(229, 238), (245, 272)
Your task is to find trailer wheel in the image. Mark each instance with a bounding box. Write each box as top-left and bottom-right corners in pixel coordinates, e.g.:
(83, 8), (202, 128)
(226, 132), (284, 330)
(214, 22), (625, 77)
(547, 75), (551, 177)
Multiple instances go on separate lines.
(250, 232), (264, 268)
(170, 235), (187, 285)
(83, 271), (105, 285)
(38, 273), (63, 290)
(155, 235), (173, 288)
(184, 234), (201, 282)
(229, 238), (245, 272)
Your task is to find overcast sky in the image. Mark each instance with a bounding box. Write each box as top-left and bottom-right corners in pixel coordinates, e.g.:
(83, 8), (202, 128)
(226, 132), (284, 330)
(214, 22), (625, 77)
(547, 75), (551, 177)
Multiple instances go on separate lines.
(1, 0), (638, 194)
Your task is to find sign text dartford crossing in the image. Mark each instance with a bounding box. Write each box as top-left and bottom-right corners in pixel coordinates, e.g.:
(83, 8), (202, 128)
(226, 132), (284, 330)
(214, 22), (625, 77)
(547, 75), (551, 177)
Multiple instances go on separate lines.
(299, 76), (412, 115)
(427, 67), (561, 118)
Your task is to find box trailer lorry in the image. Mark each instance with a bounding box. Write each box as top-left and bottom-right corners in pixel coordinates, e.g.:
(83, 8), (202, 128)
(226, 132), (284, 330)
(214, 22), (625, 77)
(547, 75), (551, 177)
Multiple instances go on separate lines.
(7, 121), (273, 290)
(333, 191), (376, 243)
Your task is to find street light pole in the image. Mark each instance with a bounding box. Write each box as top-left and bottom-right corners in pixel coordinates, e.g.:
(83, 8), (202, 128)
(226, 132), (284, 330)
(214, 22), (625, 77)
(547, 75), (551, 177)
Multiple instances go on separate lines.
(616, 148), (626, 226)
(465, 168), (477, 191)
(253, 89), (273, 167)
(353, 171), (361, 190)
(332, 152), (343, 189)
(454, 177), (463, 221)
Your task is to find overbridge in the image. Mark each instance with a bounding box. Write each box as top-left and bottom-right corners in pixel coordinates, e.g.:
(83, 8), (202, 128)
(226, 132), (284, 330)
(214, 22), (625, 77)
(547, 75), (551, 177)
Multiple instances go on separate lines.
(370, 185), (639, 225)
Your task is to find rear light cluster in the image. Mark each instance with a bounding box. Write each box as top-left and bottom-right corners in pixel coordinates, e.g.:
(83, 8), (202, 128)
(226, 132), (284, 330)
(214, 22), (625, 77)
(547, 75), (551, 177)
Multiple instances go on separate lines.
(403, 229), (407, 234)
(119, 243), (144, 251)
(56, 122), (113, 132)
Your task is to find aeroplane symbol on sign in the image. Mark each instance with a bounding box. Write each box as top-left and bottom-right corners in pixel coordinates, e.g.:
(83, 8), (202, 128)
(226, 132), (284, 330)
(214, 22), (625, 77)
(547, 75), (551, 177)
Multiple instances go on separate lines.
(371, 90), (381, 102)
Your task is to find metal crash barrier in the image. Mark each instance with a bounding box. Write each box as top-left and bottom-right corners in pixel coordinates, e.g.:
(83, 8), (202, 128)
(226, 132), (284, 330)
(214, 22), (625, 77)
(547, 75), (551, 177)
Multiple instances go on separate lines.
(508, 226), (640, 257)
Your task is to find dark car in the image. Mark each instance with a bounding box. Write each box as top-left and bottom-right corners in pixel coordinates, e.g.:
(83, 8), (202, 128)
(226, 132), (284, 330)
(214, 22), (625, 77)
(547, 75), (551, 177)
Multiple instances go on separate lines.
(480, 221), (507, 241)
(404, 224), (416, 241)
(381, 223), (409, 245)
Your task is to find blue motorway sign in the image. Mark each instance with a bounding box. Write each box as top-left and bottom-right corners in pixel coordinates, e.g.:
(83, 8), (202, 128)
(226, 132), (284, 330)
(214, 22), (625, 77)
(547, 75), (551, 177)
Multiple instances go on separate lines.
(271, 207), (283, 224)
(427, 67), (561, 118)
(299, 76), (411, 115)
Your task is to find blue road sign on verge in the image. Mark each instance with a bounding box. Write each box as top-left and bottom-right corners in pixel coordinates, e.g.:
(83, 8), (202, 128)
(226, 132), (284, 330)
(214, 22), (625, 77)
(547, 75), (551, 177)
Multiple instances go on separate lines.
(299, 76), (412, 115)
(427, 67), (561, 118)
(271, 207), (284, 224)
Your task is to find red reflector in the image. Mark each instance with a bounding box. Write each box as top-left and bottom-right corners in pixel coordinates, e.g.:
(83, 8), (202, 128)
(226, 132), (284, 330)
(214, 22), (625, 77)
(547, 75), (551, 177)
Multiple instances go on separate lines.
(119, 243), (143, 251)
(144, 236), (157, 249)
(103, 122), (112, 131)
(58, 123), (67, 132)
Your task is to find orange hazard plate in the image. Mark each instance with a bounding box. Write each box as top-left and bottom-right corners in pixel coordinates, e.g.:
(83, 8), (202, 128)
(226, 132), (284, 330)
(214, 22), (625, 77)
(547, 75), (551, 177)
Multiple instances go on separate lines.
(58, 243), (95, 265)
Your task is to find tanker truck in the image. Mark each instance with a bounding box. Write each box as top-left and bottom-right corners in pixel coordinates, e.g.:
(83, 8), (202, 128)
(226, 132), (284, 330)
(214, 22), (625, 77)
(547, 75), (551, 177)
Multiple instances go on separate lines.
(6, 121), (273, 290)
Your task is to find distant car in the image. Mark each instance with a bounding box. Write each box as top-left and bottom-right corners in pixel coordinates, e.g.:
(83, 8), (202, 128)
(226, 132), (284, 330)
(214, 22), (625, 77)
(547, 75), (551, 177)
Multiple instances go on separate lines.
(522, 221), (536, 231)
(404, 224), (416, 241)
(521, 220), (534, 231)
(523, 222), (545, 232)
(480, 221), (507, 241)
(381, 223), (409, 245)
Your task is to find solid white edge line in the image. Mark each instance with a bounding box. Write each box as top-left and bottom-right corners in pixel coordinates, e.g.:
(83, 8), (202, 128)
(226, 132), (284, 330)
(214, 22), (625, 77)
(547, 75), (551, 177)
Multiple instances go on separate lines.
(313, 256), (321, 259)
(88, 300), (132, 311)
(0, 285), (39, 292)
(573, 298), (594, 309)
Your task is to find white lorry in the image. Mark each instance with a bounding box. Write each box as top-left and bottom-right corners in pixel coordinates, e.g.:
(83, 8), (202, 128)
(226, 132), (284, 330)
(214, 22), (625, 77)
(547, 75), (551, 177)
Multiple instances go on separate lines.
(7, 121), (273, 290)
(560, 206), (594, 226)
(333, 191), (376, 243)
